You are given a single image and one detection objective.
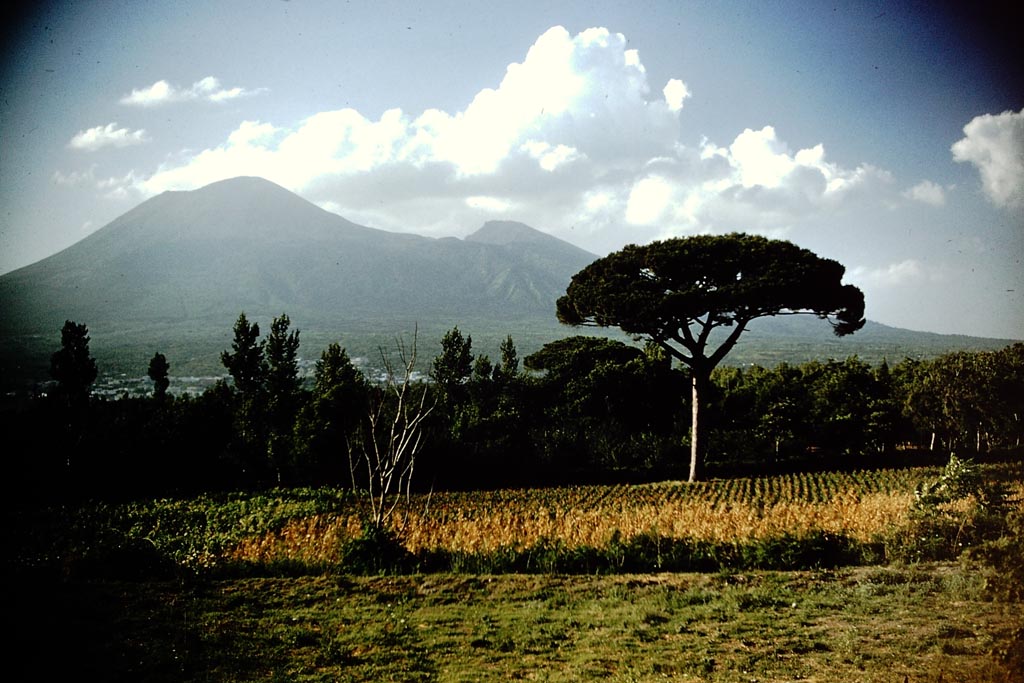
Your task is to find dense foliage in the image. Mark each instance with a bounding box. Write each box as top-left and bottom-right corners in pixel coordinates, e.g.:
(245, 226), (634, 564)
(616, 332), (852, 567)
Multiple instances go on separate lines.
(556, 233), (866, 481)
(3, 315), (1022, 501)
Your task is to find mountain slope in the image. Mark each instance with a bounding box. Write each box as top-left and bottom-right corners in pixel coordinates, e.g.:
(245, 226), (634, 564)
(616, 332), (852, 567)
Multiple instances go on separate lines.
(0, 177), (596, 335)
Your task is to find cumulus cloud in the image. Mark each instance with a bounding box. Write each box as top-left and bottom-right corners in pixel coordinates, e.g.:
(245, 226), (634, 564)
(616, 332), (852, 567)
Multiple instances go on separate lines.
(626, 176), (674, 225)
(620, 127), (893, 241)
(902, 180), (946, 206)
(100, 26), (907, 253)
(120, 27), (686, 195)
(951, 108), (1024, 210)
(52, 167), (97, 187)
(53, 166), (140, 199)
(850, 259), (927, 287)
(663, 79), (690, 112)
(847, 258), (950, 290)
(68, 123), (149, 151)
(120, 76), (264, 107)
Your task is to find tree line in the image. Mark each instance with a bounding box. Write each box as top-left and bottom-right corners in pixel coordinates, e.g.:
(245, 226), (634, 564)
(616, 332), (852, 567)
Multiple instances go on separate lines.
(6, 315), (1021, 502)
(8, 233), (1021, 501)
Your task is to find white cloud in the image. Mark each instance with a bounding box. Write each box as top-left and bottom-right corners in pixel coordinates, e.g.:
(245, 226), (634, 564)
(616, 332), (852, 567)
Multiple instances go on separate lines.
(53, 167), (97, 186)
(119, 27), (686, 195)
(101, 26), (908, 255)
(902, 180), (946, 206)
(53, 166), (140, 199)
(121, 80), (172, 107)
(851, 260), (925, 287)
(663, 79), (690, 112)
(120, 76), (264, 107)
(626, 176), (674, 225)
(851, 259), (950, 289)
(521, 140), (583, 171)
(951, 108), (1024, 210)
(315, 200), (345, 215)
(466, 196), (513, 212)
(729, 126), (796, 188)
(640, 127), (894, 243)
(68, 123), (148, 151)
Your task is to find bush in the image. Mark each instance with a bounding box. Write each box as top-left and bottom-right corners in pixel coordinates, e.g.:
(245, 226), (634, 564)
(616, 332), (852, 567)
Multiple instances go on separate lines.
(894, 453), (1015, 562)
(338, 524), (412, 575)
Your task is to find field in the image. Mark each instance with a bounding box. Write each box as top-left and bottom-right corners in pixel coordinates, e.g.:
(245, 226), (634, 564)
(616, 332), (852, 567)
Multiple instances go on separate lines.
(229, 469), (932, 566)
(7, 460), (1024, 681)
(8, 566), (1022, 682)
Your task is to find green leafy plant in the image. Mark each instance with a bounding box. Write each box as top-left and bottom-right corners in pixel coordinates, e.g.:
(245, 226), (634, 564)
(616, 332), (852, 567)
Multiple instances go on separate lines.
(901, 454), (1014, 562)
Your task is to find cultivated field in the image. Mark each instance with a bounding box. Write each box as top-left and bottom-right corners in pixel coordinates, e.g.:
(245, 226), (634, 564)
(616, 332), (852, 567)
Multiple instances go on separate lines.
(225, 465), (1021, 569)
(8, 460), (1024, 681)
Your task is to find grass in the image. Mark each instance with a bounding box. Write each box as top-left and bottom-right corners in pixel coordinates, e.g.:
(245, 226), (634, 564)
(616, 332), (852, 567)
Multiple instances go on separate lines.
(7, 460), (1022, 680)
(5, 565), (1021, 682)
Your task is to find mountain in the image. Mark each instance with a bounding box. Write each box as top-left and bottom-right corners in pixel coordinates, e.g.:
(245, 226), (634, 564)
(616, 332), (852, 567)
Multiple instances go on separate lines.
(0, 177), (595, 334)
(0, 176), (1016, 387)
(0, 177), (601, 385)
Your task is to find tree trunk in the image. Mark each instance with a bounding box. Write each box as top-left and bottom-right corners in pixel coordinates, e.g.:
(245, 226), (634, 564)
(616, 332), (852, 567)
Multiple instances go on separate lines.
(689, 368), (710, 483)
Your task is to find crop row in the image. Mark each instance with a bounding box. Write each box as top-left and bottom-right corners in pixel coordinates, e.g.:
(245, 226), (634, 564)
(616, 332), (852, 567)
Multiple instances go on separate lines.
(227, 464), (1024, 565)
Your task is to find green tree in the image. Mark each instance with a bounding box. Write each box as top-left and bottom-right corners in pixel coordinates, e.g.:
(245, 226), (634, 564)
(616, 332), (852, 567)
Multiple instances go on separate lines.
(431, 326), (474, 444)
(265, 314), (301, 403)
(313, 343), (367, 402)
(472, 354), (494, 384)
(48, 320), (99, 488)
(524, 336), (642, 379)
(442, 335), (530, 484)
(556, 233), (864, 481)
(50, 320), (98, 408)
(802, 357), (883, 457)
(431, 326), (473, 400)
(147, 352), (170, 400)
(494, 334), (519, 383)
(753, 364), (806, 458)
(220, 313), (269, 480)
(264, 313), (302, 480)
(991, 344), (1024, 448)
(896, 346), (1023, 452)
(221, 312), (265, 394)
(293, 343), (369, 483)
(524, 336), (684, 471)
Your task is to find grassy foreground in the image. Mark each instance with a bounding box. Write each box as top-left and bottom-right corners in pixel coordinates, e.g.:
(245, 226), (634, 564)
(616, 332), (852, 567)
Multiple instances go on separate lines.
(7, 565), (1022, 682)
(6, 460), (1022, 680)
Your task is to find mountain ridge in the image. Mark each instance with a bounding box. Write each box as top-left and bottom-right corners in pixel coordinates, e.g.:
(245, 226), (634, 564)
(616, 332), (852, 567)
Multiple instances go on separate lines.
(0, 177), (597, 334)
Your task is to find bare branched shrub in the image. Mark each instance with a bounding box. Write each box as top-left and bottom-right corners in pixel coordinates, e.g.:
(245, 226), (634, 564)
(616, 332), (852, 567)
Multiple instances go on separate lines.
(348, 327), (436, 532)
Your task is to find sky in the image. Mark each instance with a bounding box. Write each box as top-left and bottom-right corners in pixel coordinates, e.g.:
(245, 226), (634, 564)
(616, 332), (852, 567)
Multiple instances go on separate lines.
(1, 0), (1022, 339)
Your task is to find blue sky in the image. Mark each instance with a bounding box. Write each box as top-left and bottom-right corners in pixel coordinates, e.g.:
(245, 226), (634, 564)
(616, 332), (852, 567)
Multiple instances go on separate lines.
(2, 0), (1022, 338)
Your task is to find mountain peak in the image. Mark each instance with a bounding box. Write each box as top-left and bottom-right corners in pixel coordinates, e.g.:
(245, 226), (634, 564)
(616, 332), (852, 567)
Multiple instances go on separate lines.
(188, 175), (288, 194)
(466, 221), (557, 246)
(0, 179), (595, 346)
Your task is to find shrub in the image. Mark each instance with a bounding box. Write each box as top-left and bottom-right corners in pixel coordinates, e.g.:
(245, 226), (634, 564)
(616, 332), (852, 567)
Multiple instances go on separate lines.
(898, 453), (1014, 562)
(338, 523), (412, 575)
